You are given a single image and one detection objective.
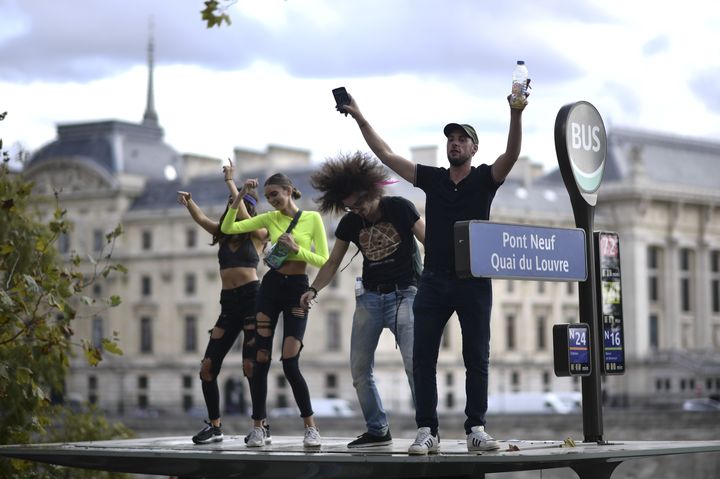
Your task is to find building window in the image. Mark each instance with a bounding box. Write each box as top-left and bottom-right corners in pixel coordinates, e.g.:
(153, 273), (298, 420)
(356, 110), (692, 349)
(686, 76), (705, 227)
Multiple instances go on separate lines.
(511, 371), (520, 392)
(537, 281), (546, 294)
(446, 392), (455, 409)
(648, 246), (660, 269)
(325, 373), (337, 389)
(186, 228), (197, 249)
(88, 375), (98, 404)
(506, 280), (514, 293)
(326, 311), (341, 351)
(446, 372), (454, 386)
(506, 314), (516, 350)
(566, 282), (574, 295)
(137, 375), (149, 409)
(140, 316), (153, 354)
(184, 315), (197, 352)
(679, 248), (694, 312)
(536, 315), (546, 350)
(142, 230), (152, 251)
(648, 276), (659, 302)
(184, 273), (196, 295)
(681, 278), (692, 312)
(183, 375), (193, 389)
(277, 376), (286, 389)
(141, 275), (152, 297)
(649, 314), (659, 349)
(91, 316), (104, 349)
(58, 232), (70, 254)
(712, 251), (720, 314)
(329, 276), (339, 289)
(542, 371), (551, 392)
(93, 229), (104, 252)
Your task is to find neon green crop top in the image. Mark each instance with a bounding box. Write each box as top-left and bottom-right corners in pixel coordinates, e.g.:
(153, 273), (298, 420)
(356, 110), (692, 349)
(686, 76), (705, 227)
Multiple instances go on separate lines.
(221, 208), (329, 269)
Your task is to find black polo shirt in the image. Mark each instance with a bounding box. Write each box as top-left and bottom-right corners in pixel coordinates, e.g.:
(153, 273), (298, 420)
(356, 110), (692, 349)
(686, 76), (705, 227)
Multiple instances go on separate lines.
(415, 163), (501, 271)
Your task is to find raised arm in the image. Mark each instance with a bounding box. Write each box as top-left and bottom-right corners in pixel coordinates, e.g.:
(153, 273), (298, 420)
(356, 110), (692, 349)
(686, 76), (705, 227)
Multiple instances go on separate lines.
(340, 95), (416, 184)
(177, 191), (217, 235)
(223, 158), (240, 201)
(491, 96), (528, 184)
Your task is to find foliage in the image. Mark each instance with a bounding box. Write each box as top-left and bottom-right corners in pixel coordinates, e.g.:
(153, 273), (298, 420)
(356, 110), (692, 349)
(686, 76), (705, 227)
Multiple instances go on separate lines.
(200, 0), (235, 28)
(0, 112), (129, 478)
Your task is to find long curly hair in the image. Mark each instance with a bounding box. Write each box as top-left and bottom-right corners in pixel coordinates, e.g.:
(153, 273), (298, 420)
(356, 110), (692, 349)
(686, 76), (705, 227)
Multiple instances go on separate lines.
(212, 189), (260, 246)
(311, 151), (388, 215)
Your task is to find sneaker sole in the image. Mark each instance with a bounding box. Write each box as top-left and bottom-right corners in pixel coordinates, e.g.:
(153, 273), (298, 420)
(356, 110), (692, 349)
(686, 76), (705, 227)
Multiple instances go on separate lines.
(348, 440), (393, 448)
(408, 446), (439, 455)
(246, 441), (265, 448)
(192, 436), (223, 445)
(467, 442), (499, 452)
(303, 443), (322, 448)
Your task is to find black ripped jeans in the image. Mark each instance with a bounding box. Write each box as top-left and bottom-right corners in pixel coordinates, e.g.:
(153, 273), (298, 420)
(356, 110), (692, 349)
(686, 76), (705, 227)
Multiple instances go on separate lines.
(200, 281), (259, 420)
(250, 269), (313, 420)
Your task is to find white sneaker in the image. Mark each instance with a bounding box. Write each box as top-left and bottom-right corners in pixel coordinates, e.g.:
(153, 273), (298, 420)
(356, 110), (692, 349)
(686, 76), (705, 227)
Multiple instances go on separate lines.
(246, 426), (267, 448)
(303, 426), (321, 448)
(466, 425), (499, 451)
(408, 427), (439, 455)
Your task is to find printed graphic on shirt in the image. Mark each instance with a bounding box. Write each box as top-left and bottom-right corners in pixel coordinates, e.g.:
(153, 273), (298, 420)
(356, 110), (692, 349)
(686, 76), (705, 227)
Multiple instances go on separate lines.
(359, 222), (401, 261)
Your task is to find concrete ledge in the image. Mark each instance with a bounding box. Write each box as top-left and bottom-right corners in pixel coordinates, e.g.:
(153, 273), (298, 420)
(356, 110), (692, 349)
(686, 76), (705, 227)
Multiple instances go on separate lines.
(2, 436), (720, 478)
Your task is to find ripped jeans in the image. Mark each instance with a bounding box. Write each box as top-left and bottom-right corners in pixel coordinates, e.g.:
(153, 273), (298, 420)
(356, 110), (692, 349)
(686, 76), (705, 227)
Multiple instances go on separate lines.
(250, 269), (313, 420)
(200, 281), (259, 420)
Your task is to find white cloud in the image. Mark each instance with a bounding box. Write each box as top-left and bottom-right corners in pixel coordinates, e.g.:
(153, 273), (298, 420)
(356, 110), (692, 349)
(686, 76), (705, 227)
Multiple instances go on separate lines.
(2, 0), (719, 175)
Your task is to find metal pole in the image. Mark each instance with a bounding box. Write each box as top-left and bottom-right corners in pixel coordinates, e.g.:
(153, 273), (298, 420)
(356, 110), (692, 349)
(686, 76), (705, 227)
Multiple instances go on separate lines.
(574, 201), (604, 443)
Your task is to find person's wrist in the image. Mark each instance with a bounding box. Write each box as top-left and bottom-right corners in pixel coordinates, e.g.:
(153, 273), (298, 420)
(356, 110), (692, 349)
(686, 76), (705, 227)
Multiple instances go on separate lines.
(307, 286), (318, 298)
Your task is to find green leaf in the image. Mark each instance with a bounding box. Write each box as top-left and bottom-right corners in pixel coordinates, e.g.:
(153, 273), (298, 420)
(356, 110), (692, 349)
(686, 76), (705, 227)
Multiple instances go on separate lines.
(101, 338), (123, 356)
(0, 290), (13, 308)
(16, 366), (33, 383)
(22, 274), (40, 293)
(107, 295), (122, 307)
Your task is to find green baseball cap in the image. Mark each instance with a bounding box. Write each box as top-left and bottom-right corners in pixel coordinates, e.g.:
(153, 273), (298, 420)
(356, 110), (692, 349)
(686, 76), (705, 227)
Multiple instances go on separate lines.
(443, 123), (478, 145)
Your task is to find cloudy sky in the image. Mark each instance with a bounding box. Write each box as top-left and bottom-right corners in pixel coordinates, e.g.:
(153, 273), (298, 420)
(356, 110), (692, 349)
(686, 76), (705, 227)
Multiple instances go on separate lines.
(1, 0), (719, 173)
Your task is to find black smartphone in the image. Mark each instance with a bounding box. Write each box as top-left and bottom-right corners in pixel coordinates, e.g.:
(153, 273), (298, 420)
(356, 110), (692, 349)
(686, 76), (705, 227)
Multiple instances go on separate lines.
(332, 87), (351, 109)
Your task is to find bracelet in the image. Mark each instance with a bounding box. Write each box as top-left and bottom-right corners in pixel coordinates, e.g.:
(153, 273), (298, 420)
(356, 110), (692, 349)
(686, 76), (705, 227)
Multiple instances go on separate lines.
(307, 286), (318, 298)
(225, 178), (233, 182)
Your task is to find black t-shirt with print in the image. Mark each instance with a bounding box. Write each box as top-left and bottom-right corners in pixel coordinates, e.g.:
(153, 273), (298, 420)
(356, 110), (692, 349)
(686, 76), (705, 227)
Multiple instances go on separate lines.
(335, 196), (421, 288)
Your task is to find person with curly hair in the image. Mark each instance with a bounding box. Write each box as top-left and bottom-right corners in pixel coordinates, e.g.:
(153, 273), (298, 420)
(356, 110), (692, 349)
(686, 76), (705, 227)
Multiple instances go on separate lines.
(338, 87), (528, 455)
(300, 151), (425, 449)
(221, 173), (329, 449)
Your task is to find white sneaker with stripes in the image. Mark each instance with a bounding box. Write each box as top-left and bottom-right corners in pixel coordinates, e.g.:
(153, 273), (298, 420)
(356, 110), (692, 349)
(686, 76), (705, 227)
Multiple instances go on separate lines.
(408, 427), (439, 455)
(466, 425), (499, 452)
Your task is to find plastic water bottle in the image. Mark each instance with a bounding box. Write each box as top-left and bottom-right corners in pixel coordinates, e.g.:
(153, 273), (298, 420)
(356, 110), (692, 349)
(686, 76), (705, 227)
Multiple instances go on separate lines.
(511, 60), (528, 108)
(355, 277), (365, 297)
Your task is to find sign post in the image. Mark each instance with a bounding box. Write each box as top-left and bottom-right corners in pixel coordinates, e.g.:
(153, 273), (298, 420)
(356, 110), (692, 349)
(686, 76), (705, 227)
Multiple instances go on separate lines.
(554, 101), (607, 443)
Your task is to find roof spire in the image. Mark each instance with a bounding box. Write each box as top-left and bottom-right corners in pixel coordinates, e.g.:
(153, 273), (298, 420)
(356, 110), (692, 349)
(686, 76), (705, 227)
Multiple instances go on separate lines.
(142, 17), (159, 127)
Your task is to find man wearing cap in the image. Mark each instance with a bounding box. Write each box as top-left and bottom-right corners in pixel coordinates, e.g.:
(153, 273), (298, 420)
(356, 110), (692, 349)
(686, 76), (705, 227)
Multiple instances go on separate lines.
(338, 90), (527, 455)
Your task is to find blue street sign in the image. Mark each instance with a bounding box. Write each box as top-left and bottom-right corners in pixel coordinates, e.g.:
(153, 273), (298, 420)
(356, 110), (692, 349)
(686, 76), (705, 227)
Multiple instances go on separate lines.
(455, 221), (587, 281)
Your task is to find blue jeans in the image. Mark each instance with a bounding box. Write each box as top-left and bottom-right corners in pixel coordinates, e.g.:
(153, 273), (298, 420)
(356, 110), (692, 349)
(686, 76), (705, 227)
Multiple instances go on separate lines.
(412, 269), (492, 434)
(351, 286), (417, 436)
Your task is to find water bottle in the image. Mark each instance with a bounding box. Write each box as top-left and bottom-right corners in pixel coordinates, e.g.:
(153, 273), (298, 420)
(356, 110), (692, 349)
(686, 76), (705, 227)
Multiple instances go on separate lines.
(511, 60), (528, 108)
(355, 277), (365, 297)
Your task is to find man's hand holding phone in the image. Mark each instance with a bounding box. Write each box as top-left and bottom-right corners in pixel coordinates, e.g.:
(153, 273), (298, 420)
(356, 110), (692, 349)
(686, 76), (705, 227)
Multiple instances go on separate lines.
(332, 86), (351, 116)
